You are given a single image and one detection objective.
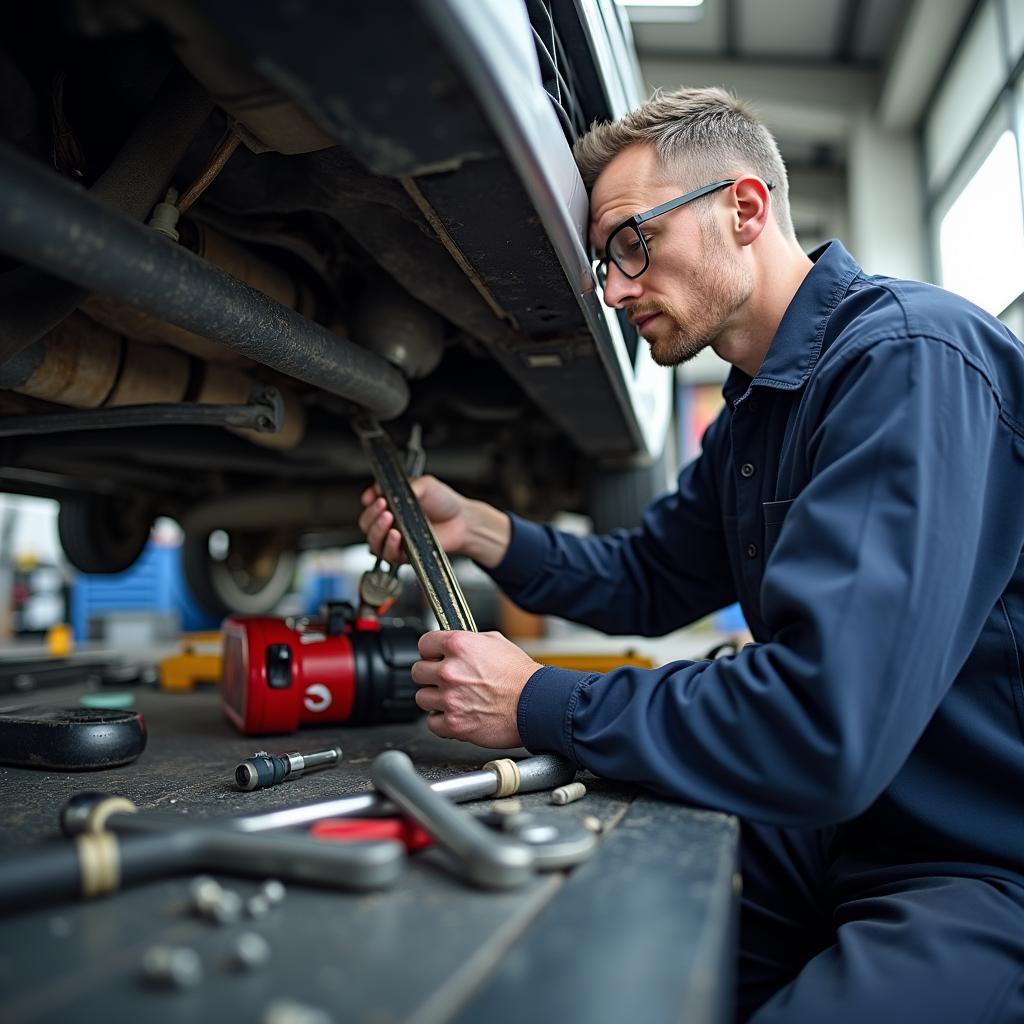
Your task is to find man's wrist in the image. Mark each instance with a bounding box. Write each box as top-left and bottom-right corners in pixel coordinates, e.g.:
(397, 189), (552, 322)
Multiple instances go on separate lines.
(460, 500), (511, 568)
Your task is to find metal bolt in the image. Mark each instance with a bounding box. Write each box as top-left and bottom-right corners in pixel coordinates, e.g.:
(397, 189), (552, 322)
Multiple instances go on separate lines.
(551, 782), (587, 806)
(247, 894), (270, 919)
(232, 931), (271, 971)
(260, 879), (286, 905)
(190, 876), (223, 917)
(209, 889), (243, 925)
(142, 945), (202, 989)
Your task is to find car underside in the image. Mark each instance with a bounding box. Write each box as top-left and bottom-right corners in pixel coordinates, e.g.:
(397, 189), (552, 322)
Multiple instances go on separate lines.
(0, 0), (673, 614)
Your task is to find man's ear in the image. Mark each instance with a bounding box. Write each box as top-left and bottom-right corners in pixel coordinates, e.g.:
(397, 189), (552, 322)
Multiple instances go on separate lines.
(732, 176), (771, 245)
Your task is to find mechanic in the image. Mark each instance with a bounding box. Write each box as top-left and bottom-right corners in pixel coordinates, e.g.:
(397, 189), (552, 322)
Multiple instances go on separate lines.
(360, 87), (1024, 1022)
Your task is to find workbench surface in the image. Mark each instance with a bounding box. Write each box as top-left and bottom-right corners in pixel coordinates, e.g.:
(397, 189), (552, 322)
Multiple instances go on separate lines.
(0, 683), (738, 1024)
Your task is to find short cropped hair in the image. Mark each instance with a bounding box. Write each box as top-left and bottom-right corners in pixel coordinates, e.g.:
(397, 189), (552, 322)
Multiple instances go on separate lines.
(573, 86), (795, 239)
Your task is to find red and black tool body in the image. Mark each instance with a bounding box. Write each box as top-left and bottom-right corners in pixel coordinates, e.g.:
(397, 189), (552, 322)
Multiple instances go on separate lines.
(220, 603), (421, 735)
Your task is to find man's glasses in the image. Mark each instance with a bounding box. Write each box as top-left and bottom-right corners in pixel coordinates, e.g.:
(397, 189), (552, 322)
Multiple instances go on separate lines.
(593, 178), (774, 285)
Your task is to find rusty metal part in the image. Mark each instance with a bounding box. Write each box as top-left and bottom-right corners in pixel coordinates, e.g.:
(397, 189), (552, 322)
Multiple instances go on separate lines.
(0, 142), (408, 419)
(190, 223), (318, 318)
(3, 313), (121, 406)
(177, 128), (242, 213)
(80, 293), (238, 364)
(2, 314), (304, 448)
(81, 221), (318, 366)
(108, 341), (191, 407)
(400, 177), (511, 325)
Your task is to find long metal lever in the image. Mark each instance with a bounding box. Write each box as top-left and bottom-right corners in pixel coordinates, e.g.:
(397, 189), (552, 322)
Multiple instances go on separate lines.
(353, 415), (476, 631)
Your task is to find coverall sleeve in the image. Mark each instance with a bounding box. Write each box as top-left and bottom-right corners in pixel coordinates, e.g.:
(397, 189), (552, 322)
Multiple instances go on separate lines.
(517, 336), (1024, 827)
(487, 411), (737, 636)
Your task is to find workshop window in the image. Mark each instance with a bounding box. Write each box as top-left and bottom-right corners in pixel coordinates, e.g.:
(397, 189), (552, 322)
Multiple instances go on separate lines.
(924, 0), (1024, 325)
(924, 0), (1004, 193)
(937, 130), (1024, 318)
(1009, 0), (1024, 66)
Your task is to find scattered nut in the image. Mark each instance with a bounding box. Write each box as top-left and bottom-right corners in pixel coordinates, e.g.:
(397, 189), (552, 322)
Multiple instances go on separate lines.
(246, 894), (270, 919)
(551, 782), (587, 806)
(142, 945), (202, 989)
(260, 879), (286, 905)
(232, 931), (271, 971)
(208, 888), (243, 925)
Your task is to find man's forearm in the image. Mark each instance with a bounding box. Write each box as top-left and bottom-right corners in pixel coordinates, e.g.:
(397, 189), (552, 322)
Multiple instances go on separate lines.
(460, 499), (511, 568)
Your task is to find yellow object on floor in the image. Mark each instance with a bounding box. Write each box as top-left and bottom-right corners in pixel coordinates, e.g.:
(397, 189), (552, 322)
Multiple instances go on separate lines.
(159, 631), (224, 691)
(46, 623), (74, 658)
(534, 651), (655, 673)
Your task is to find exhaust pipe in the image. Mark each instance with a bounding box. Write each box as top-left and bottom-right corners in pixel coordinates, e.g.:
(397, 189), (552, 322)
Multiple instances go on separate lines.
(0, 141), (409, 421)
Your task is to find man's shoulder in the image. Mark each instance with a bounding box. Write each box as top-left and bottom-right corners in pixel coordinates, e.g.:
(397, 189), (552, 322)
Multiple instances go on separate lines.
(823, 272), (1024, 396)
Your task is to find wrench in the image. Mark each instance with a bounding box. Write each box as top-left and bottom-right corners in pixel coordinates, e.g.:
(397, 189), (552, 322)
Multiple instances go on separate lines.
(371, 750), (534, 889)
(60, 755), (577, 837)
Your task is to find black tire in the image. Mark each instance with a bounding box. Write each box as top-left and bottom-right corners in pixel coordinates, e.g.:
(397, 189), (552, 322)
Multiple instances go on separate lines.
(58, 493), (152, 574)
(182, 528), (296, 617)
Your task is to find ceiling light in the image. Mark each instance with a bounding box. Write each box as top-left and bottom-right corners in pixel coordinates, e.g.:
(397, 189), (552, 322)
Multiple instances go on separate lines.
(618, 0), (705, 23)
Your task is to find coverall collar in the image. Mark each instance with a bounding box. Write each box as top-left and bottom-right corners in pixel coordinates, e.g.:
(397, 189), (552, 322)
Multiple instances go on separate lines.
(722, 239), (862, 406)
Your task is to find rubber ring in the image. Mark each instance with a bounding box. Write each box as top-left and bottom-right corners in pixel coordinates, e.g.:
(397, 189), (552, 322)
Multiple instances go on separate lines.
(85, 796), (138, 835)
(483, 758), (521, 798)
(76, 833), (121, 898)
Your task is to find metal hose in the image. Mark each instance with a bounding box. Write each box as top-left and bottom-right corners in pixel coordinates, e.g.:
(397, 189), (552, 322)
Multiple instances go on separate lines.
(0, 141), (410, 420)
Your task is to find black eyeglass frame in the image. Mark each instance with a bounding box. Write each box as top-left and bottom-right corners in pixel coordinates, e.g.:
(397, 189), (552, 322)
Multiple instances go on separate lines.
(594, 178), (775, 283)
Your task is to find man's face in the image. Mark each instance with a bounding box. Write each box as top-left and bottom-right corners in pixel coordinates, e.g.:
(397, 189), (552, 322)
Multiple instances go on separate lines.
(589, 144), (753, 367)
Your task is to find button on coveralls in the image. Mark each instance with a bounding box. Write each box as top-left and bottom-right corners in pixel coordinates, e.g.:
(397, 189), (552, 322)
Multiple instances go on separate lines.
(488, 242), (1024, 1022)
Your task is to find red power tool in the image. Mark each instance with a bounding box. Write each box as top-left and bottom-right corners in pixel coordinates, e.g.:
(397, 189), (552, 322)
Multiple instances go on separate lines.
(220, 603), (421, 735)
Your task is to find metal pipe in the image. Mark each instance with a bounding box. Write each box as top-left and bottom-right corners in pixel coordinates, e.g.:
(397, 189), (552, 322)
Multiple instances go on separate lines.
(0, 142), (410, 420)
(0, 391), (282, 439)
(0, 66), (214, 364)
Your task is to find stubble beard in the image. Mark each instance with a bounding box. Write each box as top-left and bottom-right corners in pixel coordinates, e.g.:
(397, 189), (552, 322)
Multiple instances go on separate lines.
(644, 223), (754, 368)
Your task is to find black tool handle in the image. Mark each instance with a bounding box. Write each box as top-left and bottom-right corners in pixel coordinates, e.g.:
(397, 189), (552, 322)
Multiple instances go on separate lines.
(0, 832), (185, 913)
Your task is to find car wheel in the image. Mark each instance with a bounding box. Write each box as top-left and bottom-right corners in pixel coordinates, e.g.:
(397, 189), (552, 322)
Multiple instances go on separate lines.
(58, 493), (153, 574)
(182, 528), (296, 617)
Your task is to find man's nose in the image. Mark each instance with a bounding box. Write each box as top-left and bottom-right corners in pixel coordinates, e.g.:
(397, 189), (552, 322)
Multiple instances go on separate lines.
(601, 263), (644, 308)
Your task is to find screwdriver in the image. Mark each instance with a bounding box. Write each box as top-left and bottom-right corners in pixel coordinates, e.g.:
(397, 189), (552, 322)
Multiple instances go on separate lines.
(234, 745), (343, 791)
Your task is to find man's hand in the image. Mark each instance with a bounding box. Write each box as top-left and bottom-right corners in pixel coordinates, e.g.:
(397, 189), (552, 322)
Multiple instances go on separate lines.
(358, 475), (512, 569)
(411, 630), (543, 748)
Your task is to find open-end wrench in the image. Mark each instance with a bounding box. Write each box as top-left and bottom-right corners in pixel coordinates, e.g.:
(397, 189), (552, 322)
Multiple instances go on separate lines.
(60, 755), (577, 837)
(353, 415), (476, 631)
(371, 750), (535, 889)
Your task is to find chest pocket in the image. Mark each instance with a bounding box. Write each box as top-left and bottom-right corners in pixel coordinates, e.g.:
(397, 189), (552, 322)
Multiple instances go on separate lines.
(762, 499), (795, 563)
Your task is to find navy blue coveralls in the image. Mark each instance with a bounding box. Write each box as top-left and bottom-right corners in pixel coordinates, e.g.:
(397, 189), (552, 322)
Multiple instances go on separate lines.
(487, 241), (1024, 1022)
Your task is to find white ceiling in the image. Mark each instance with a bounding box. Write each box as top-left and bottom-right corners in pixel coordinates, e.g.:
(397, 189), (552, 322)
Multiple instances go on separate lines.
(627, 0), (912, 64)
